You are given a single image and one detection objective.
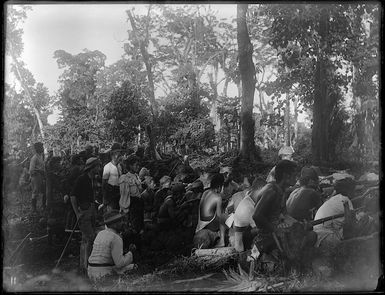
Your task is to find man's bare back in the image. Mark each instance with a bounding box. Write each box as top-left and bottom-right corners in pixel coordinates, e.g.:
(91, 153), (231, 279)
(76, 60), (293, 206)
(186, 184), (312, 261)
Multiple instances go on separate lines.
(199, 189), (222, 221)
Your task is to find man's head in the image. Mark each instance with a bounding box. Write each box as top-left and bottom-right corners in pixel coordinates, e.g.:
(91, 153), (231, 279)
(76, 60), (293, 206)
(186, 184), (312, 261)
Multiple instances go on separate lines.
(159, 175), (172, 189)
(84, 157), (102, 176)
(210, 173), (225, 192)
(104, 209), (125, 232)
(335, 178), (356, 198)
(171, 182), (186, 199)
(278, 146), (294, 161)
(34, 142), (44, 154)
(144, 176), (156, 190)
(299, 167), (319, 188)
(125, 155), (141, 173)
(275, 160), (298, 187)
(110, 142), (122, 162)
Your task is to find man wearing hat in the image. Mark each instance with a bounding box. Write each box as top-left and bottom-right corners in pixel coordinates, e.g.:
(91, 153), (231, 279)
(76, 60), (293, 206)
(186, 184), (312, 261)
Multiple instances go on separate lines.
(286, 167), (323, 221)
(88, 210), (136, 280)
(102, 143), (123, 211)
(157, 182), (191, 231)
(70, 157), (102, 274)
(29, 142), (46, 212)
(153, 175), (172, 219)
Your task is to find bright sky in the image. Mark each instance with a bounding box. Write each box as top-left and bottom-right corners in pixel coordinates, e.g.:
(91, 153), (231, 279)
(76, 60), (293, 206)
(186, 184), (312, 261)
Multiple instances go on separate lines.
(19, 4), (236, 95)
(7, 3), (307, 125)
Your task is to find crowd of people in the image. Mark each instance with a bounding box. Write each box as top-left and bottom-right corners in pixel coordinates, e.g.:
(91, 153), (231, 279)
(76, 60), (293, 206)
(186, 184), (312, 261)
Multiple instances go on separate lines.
(18, 141), (377, 281)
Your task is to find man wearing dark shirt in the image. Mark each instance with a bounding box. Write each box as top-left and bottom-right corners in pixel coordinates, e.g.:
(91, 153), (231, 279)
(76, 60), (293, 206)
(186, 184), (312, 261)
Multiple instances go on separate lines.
(70, 157), (101, 274)
(286, 167), (322, 221)
(252, 160), (298, 254)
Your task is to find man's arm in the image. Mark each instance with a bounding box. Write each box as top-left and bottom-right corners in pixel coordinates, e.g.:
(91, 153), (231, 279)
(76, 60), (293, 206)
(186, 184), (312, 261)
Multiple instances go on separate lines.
(70, 195), (80, 220)
(111, 235), (133, 268)
(29, 156), (36, 176)
(252, 191), (274, 232)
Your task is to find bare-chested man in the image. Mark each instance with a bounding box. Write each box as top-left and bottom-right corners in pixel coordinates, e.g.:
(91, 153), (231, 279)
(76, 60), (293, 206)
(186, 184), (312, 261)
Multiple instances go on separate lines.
(194, 173), (227, 248)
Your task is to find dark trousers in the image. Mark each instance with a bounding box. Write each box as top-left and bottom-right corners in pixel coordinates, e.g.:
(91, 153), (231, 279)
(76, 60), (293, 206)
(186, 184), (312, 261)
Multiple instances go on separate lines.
(130, 197), (144, 234)
(104, 184), (120, 210)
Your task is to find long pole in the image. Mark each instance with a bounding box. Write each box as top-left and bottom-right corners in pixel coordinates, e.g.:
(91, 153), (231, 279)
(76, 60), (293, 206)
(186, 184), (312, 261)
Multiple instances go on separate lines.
(52, 218), (79, 271)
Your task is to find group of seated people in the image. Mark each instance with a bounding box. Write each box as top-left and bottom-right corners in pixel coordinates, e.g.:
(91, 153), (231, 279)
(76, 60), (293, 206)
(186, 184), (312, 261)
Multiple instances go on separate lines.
(71, 143), (372, 281)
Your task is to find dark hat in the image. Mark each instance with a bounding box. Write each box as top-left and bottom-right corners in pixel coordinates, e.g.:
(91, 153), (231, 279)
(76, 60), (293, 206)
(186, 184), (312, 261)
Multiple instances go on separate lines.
(171, 182), (186, 194)
(103, 209), (125, 225)
(125, 154), (140, 166)
(110, 142), (123, 153)
(300, 167), (319, 181)
(83, 157), (101, 172)
(188, 180), (203, 190)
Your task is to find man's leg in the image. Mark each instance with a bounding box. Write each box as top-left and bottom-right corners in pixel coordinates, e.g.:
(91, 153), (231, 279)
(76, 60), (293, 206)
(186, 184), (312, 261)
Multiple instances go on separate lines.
(31, 176), (38, 213)
(234, 230), (244, 252)
(78, 208), (96, 274)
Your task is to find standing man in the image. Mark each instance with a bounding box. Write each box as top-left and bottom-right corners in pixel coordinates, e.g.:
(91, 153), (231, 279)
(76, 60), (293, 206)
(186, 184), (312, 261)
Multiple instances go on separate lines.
(29, 142), (46, 213)
(70, 157), (102, 274)
(102, 143), (123, 211)
(119, 155), (143, 237)
(252, 160), (298, 255)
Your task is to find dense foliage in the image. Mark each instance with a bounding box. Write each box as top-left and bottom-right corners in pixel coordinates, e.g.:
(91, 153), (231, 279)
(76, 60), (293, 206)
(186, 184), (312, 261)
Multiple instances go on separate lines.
(5, 4), (380, 168)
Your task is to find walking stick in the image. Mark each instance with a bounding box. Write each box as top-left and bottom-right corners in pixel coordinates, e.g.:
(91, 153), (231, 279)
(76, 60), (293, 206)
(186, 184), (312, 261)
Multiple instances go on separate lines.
(52, 217), (79, 273)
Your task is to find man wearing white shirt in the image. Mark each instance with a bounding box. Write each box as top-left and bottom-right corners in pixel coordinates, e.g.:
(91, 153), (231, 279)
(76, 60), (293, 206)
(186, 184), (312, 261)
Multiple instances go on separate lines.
(102, 143), (123, 212)
(313, 178), (356, 248)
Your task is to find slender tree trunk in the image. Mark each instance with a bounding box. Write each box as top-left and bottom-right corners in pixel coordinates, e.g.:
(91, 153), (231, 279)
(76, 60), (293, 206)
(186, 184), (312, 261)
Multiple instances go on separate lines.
(12, 56), (45, 141)
(293, 95), (298, 146)
(237, 4), (258, 161)
(284, 92), (291, 147)
(312, 8), (330, 165)
(127, 8), (161, 160)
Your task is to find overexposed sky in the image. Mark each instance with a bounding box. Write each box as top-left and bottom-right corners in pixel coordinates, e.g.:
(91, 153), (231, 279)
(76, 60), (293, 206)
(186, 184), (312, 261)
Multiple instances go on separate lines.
(16, 4), (236, 95)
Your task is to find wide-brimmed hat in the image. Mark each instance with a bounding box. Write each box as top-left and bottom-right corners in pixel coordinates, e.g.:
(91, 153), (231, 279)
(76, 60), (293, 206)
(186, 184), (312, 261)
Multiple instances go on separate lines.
(109, 142), (123, 154)
(103, 209), (125, 225)
(83, 157), (101, 172)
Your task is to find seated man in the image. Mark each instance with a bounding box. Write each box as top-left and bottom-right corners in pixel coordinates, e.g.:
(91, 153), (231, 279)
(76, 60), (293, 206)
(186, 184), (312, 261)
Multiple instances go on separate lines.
(141, 176), (156, 223)
(157, 182), (191, 231)
(233, 177), (267, 252)
(252, 160), (298, 255)
(153, 175), (172, 219)
(194, 173), (227, 248)
(88, 210), (136, 281)
(221, 166), (240, 202)
(313, 178), (356, 248)
(266, 146), (294, 183)
(286, 167), (322, 221)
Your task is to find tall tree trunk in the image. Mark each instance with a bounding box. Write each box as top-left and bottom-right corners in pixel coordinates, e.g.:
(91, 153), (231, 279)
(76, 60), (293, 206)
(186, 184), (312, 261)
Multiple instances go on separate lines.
(237, 4), (258, 161)
(293, 95), (298, 146)
(284, 92), (291, 147)
(11, 56), (45, 141)
(127, 8), (161, 160)
(209, 64), (221, 133)
(312, 8), (330, 165)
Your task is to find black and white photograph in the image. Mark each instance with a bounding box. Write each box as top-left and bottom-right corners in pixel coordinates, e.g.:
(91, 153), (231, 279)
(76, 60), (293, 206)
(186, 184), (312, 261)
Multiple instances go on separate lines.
(3, 2), (382, 292)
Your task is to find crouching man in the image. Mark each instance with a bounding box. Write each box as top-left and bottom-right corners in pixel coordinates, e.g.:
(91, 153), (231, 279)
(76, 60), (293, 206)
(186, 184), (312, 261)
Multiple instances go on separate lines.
(252, 160), (317, 271)
(194, 173), (228, 249)
(88, 210), (136, 281)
